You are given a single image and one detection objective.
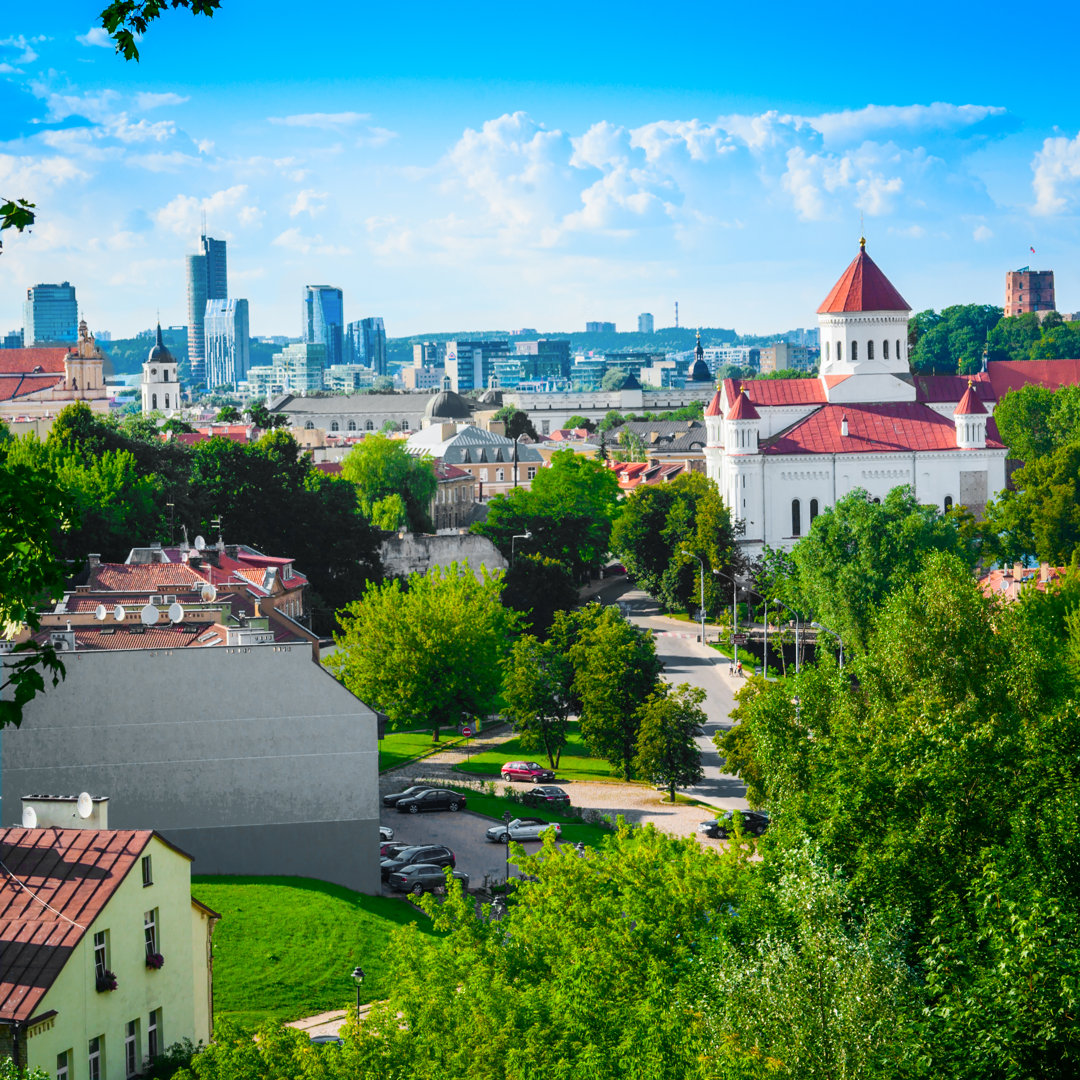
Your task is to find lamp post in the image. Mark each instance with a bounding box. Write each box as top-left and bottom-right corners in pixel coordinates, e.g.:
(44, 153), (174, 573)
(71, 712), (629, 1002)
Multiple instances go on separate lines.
(502, 810), (513, 886)
(510, 531), (531, 566)
(681, 550), (707, 644)
(351, 966), (365, 1014)
(811, 621), (844, 669)
(711, 568), (741, 664)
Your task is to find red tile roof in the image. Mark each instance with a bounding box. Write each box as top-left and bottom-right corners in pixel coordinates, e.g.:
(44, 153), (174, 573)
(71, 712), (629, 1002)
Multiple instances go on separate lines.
(817, 243), (911, 314)
(727, 392), (760, 420)
(986, 358), (1080, 398)
(0, 348), (70, 375)
(0, 374), (65, 402)
(0, 827), (158, 1022)
(47, 624), (225, 650)
(704, 389), (723, 417)
(724, 377), (828, 407)
(91, 564), (206, 592)
(313, 461), (342, 475)
(914, 372), (994, 404)
(954, 384), (987, 415)
(763, 402), (1005, 455)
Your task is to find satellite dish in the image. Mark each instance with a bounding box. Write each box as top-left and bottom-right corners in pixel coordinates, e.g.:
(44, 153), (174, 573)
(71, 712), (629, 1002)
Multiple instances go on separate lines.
(77, 792), (94, 819)
(168, 602), (184, 624)
(194, 535), (206, 551)
(140, 603), (160, 626)
(94, 604), (108, 621)
(113, 604), (126, 621)
(21, 805), (37, 829)
(200, 583), (217, 602)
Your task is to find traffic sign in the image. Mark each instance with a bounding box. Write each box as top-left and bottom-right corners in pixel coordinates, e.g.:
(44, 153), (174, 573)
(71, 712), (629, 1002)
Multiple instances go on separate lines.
(730, 633), (748, 644)
(461, 727), (473, 738)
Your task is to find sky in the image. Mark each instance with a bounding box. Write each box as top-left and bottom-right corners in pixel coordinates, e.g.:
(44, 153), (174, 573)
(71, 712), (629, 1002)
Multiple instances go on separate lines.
(4, 1), (1080, 340)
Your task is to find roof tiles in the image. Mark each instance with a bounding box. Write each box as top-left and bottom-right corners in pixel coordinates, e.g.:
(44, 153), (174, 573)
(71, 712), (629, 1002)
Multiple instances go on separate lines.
(724, 377), (828, 407)
(817, 244), (911, 313)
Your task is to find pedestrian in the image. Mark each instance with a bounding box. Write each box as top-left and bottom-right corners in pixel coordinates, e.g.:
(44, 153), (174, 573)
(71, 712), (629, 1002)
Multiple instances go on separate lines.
(729, 660), (735, 676)
(736, 661), (743, 677)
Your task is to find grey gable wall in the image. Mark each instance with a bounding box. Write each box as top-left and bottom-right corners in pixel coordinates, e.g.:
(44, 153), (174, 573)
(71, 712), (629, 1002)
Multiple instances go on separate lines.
(1, 645), (381, 893)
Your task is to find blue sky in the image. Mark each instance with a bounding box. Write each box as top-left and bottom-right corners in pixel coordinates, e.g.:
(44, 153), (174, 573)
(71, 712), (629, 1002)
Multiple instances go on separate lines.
(4, 1), (1080, 339)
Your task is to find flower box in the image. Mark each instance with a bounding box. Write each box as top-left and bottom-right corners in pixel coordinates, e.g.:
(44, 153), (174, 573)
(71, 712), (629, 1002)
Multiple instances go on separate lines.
(145, 952), (165, 970)
(95, 969), (117, 992)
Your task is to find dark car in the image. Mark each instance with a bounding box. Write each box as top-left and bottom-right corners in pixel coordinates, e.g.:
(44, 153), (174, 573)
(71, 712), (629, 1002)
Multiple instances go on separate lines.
(698, 810), (770, 839)
(501, 760), (556, 783)
(395, 788), (467, 814)
(381, 844), (456, 881)
(522, 785), (571, 809)
(386, 863), (470, 897)
(383, 785), (434, 808)
(380, 840), (411, 859)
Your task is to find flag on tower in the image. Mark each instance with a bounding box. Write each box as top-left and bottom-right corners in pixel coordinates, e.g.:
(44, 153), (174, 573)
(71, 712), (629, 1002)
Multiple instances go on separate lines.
(1031, 246), (1036, 254)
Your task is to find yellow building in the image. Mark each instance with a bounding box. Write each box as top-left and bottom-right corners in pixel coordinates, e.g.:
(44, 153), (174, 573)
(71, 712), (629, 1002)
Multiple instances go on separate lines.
(1, 802), (217, 1080)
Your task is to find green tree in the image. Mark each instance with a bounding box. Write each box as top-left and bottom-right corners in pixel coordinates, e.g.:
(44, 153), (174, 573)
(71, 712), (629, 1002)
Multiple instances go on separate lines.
(339, 434), (437, 533)
(564, 414), (595, 432)
(601, 368), (629, 391)
(492, 405), (538, 441)
(597, 409), (624, 432)
(329, 563), (515, 737)
(909, 304), (1002, 374)
(992, 384), (1056, 461)
(215, 405), (241, 422)
(633, 683), (706, 801)
(571, 603), (663, 778)
(502, 629), (576, 767)
(986, 312), (1043, 363)
(499, 553), (577, 637)
(247, 401), (289, 429)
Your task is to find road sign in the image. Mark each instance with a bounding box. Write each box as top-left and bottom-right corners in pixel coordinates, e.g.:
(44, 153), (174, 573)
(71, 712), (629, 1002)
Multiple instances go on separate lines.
(730, 633), (748, 644)
(461, 727), (472, 738)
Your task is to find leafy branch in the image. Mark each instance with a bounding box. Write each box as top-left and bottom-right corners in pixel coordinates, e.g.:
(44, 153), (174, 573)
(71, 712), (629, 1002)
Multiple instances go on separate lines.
(0, 198), (35, 253)
(99, 0), (221, 61)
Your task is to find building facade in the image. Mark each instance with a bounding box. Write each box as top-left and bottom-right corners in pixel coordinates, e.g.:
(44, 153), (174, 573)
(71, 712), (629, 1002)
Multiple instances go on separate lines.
(1004, 267), (1055, 318)
(141, 325), (180, 414)
(204, 299), (250, 390)
(23, 282), (78, 345)
(303, 286), (344, 368)
(638, 313), (654, 334)
(444, 340), (514, 393)
(185, 234), (227, 387)
(349, 316), (387, 375)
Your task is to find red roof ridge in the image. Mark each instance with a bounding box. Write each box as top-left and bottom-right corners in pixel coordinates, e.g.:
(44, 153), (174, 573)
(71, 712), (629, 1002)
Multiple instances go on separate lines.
(817, 240), (910, 314)
(726, 391), (760, 420)
(704, 388), (724, 416)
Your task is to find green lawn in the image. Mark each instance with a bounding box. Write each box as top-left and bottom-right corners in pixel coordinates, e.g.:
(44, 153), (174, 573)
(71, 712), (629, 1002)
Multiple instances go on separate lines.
(191, 876), (442, 1029)
(461, 790), (614, 846)
(378, 729), (467, 772)
(452, 721), (619, 784)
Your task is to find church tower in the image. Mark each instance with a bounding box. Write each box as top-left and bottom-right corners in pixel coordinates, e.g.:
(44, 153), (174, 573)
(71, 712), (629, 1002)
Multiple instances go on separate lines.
(141, 323), (179, 414)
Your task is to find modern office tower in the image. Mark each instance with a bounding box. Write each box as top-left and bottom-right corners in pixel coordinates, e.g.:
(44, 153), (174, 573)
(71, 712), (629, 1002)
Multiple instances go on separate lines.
(186, 233), (228, 387)
(204, 298), (251, 389)
(585, 321), (616, 333)
(23, 282), (78, 345)
(272, 341), (326, 393)
(2, 329), (24, 349)
(638, 313), (654, 334)
(303, 286), (344, 368)
(444, 339), (514, 392)
(412, 341), (444, 367)
(514, 338), (571, 380)
(359, 316), (387, 375)
(1005, 268), (1055, 317)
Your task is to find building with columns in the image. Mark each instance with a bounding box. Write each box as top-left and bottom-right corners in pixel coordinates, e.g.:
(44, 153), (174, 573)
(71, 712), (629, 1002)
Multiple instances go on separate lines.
(704, 241), (1009, 555)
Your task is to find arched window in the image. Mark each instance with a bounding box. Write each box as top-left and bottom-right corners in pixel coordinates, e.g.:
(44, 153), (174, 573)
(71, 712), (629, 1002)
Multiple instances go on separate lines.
(883, 339), (889, 360)
(896, 339), (901, 360)
(305, 421), (314, 430)
(164, 394), (169, 410)
(944, 495), (953, 511)
(851, 340), (858, 362)
(810, 498), (819, 523)
(348, 420), (356, 431)
(331, 421), (340, 431)
(401, 419), (410, 431)
(365, 419), (374, 430)
(791, 499), (802, 537)
(152, 393), (157, 409)
(867, 340), (874, 360)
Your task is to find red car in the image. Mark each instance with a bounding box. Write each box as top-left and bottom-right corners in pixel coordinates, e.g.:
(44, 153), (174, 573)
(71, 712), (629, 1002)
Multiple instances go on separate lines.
(500, 760), (556, 783)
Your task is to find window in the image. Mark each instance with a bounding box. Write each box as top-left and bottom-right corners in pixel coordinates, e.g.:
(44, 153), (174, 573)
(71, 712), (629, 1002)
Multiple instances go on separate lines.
(331, 421), (339, 431)
(88, 1037), (103, 1080)
(93, 931), (108, 979)
(791, 500), (802, 537)
(163, 394), (169, 410)
(163, 370), (169, 382)
(851, 341), (858, 362)
(125, 1021), (139, 1079)
(304, 421), (314, 430)
(867, 340), (874, 360)
(365, 420), (374, 431)
(347, 420), (356, 431)
(883, 339), (889, 360)
(824, 341), (830, 362)
(496, 468), (505, 482)
(57, 1050), (70, 1080)
(151, 393), (157, 410)
(896, 339), (901, 359)
(810, 498), (819, 523)
(527, 466), (537, 480)
(944, 495), (953, 511)
(142, 855), (153, 887)
(144, 909), (158, 958)
(147, 1009), (161, 1061)
(401, 419), (410, 431)
(481, 469), (489, 482)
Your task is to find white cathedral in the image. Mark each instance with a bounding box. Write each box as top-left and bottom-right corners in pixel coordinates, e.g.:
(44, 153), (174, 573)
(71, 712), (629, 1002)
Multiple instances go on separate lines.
(704, 241), (1008, 555)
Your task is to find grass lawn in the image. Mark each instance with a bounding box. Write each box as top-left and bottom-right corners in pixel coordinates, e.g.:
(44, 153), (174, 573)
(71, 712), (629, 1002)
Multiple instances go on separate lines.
(378, 729), (467, 772)
(461, 791), (614, 847)
(191, 876), (442, 1029)
(452, 720), (619, 785)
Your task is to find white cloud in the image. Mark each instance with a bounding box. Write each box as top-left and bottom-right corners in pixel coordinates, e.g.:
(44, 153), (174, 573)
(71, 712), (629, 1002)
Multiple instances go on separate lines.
(1031, 133), (1080, 215)
(1, 35), (39, 63)
(112, 117), (176, 143)
(811, 103), (1006, 145)
(76, 27), (113, 48)
(356, 126), (398, 148)
(289, 189), (328, 217)
(268, 112), (369, 130)
(973, 224), (993, 241)
(0, 152), (88, 194)
(153, 186), (258, 235)
(272, 227), (351, 256)
(134, 91), (189, 110)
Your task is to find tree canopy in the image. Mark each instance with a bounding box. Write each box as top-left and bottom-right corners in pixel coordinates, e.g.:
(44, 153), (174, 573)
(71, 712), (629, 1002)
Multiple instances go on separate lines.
(908, 304), (1003, 374)
(340, 435), (437, 533)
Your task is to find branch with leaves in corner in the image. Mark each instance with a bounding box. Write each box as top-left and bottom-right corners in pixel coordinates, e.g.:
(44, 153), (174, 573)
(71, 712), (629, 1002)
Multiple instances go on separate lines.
(0, 198), (35, 253)
(98, 0), (222, 61)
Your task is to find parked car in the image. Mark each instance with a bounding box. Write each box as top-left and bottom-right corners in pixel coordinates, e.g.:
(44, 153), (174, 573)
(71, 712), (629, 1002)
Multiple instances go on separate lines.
(500, 760), (556, 783)
(381, 844), (455, 881)
(379, 825), (394, 842)
(383, 785), (434, 808)
(386, 863), (470, 897)
(698, 810), (770, 839)
(395, 788), (467, 814)
(380, 841), (411, 859)
(485, 817), (562, 843)
(522, 785), (571, 809)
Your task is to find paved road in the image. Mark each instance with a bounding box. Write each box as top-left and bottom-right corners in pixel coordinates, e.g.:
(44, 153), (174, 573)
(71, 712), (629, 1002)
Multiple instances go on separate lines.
(590, 577), (749, 811)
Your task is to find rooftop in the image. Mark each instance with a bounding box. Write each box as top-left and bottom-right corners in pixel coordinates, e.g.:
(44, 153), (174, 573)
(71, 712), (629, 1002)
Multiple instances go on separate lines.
(817, 240), (911, 314)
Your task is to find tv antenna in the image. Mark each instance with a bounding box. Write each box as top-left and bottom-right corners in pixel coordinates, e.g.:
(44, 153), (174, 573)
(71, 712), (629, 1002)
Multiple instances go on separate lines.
(140, 603), (160, 626)
(76, 792), (94, 819)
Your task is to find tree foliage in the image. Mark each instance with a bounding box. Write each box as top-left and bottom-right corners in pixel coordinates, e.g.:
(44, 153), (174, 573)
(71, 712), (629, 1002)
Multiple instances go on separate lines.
(502, 628), (576, 768)
(99, 0), (222, 61)
(908, 304), (1002, 374)
(632, 682), (706, 801)
(491, 405), (538, 441)
(499, 553), (576, 637)
(340, 435), (436, 533)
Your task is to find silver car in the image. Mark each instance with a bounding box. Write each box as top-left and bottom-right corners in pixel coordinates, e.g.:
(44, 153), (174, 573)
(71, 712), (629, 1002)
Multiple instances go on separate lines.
(485, 817), (562, 843)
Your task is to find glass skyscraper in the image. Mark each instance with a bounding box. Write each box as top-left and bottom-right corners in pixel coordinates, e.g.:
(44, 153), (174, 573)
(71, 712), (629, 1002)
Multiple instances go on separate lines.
(346, 316), (387, 375)
(204, 298), (250, 389)
(186, 233), (228, 387)
(302, 286), (344, 368)
(23, 282), (78, 345)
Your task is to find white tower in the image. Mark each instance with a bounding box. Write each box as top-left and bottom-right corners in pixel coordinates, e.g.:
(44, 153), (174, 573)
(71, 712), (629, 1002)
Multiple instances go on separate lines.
(954, 382), (988, 449)
(142, 323), (179, 414)
(722, 390), (764, 542)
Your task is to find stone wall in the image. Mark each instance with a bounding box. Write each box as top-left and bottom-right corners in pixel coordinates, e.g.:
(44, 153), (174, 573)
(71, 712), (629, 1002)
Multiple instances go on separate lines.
(380, 532), (508, 579)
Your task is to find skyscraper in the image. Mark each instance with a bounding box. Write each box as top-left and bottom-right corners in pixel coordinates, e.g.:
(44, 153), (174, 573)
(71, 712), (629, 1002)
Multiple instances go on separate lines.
(360, 316), (387, 375)
(302, 286), (344, 368)
(23, 282), (78, 345)
(204, 298), (251, 389)
(186, 233), (228, 387)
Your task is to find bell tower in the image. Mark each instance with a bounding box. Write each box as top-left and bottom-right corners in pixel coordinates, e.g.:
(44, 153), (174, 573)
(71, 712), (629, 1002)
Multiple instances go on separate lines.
(142, 323), (179, 414)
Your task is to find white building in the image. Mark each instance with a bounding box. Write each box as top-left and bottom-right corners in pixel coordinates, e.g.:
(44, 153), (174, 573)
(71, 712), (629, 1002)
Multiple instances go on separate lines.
(704, 241), (1008, 555)
(140, 324), (179, 414)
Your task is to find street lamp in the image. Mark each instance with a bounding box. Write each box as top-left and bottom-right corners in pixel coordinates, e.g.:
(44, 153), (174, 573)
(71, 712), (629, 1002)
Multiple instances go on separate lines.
(502, 810), (513, 885)
(351, 966), (365, 1014)
(711, 567), (741, 665)
(811, 621), (844, 669)
(681, 550), (707, 644)
(510, 531), (531, 565)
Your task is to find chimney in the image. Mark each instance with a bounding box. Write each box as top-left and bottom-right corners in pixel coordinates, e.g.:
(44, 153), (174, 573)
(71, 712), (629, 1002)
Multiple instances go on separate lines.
(21, 794), (109, 830)
(840, 415), (849, 437)
(1041, 562), (1052, 584)
(87, 553), (101, 568)
(1013, 561), (1024, 581)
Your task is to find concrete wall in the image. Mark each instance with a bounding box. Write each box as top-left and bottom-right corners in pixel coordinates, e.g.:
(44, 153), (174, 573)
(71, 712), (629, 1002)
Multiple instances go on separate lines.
(380, 532), (508, 579)
(1, 646), (381, 894)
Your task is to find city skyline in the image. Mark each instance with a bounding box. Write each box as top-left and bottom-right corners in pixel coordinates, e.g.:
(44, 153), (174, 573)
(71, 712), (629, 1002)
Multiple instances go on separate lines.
(4, 3), (1080, 338)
